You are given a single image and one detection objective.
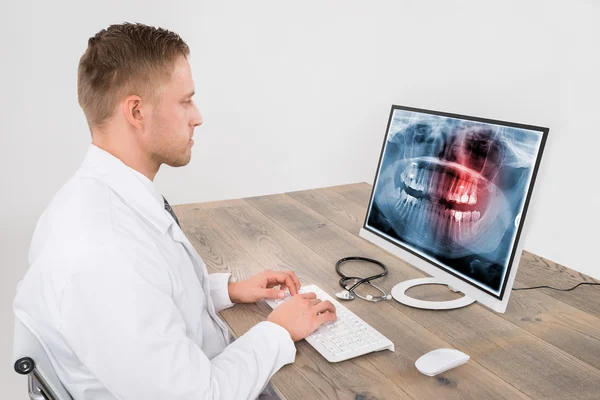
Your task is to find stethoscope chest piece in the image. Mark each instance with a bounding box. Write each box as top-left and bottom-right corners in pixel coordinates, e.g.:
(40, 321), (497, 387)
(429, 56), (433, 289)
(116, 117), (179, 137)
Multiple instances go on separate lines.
(335, 290), (356, 301)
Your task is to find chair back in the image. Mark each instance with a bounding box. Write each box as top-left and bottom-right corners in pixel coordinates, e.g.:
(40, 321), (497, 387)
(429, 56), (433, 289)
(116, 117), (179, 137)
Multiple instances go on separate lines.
(13, 318), (73, 400)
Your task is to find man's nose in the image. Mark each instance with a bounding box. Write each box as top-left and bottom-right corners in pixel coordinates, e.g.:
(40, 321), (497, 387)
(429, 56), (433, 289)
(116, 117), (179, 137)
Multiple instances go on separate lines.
(191, 105), (203, 127)
(193, 114), (203, 127)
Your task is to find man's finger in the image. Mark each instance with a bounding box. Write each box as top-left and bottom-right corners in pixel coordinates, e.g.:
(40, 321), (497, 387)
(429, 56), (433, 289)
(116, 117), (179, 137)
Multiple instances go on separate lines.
(308, 299), (322, 307)
(313, 300), (336, 315)
(282, 273), (298, 296)
(268, 271), (298, 296)
(262, 287), (286, 299)
(316, 311), (337, 325)
(299, 292), (317, 300)
(285, 270), (301, 293)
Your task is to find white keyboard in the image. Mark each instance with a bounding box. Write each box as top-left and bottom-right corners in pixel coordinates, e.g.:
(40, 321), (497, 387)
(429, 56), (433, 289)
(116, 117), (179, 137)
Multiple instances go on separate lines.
(265, 284), (395, 362)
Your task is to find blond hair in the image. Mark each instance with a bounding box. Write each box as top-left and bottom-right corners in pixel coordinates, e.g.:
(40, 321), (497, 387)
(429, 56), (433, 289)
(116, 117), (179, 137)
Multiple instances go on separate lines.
(77, 22), (190, 131)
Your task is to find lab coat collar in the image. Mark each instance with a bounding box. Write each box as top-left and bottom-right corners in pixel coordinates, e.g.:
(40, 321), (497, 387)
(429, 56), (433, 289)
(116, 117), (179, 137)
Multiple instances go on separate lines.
(81, 144), (173, 234)
(129, 167), (164, 208)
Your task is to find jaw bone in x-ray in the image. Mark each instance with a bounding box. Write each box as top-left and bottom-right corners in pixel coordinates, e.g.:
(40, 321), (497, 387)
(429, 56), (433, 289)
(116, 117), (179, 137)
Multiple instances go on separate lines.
(368, 110), (541, 293)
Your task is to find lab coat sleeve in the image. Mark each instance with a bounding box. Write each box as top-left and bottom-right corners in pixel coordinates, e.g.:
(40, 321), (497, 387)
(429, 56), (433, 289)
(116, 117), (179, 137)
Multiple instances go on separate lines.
(208, 273), (235, 313)
(59, 247), (296, 400)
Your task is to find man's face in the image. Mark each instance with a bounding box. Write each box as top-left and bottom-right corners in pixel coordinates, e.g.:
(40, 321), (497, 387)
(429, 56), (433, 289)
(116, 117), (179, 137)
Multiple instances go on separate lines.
(144, 56), (202, 167)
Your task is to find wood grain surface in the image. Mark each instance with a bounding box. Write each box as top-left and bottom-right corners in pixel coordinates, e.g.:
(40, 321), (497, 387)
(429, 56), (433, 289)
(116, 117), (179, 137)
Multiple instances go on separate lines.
(173, 183), (600, 400)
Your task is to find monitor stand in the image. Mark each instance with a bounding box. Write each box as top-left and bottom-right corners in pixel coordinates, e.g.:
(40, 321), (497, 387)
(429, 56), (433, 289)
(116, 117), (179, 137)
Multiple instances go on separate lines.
(391, 277), (475, 310)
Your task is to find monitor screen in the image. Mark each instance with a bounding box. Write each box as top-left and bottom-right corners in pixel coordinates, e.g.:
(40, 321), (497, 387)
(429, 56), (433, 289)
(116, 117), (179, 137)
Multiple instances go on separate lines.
(364, 106), (548, 299)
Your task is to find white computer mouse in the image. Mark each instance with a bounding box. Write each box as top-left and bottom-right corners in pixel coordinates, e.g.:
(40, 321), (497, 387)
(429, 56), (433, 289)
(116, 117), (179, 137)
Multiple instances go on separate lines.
(415, 348), (470, 376)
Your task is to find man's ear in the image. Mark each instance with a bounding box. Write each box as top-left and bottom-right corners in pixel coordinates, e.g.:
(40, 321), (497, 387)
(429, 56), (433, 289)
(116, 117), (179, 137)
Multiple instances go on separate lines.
(123, 95), (144, 130)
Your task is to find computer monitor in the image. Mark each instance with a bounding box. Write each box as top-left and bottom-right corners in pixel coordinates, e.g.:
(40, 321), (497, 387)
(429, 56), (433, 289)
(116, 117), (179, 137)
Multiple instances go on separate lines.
(360, 105), (548, 313)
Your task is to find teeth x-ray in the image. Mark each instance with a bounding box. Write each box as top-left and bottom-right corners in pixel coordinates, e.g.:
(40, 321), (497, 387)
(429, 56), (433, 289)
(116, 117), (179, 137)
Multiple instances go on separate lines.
(366, 107), (545, 296)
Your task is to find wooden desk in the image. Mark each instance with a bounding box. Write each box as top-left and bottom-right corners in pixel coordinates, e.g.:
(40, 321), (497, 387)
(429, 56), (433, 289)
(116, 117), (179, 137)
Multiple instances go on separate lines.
(174, 183), (600, 400)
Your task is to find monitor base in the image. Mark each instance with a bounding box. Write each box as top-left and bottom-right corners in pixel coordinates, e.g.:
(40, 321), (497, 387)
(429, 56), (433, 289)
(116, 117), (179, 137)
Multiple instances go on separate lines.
(391, 277), (475, 310)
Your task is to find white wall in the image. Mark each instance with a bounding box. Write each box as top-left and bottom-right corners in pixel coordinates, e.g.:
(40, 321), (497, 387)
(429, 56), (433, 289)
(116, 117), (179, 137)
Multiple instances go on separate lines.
(1, 0), (598, 397)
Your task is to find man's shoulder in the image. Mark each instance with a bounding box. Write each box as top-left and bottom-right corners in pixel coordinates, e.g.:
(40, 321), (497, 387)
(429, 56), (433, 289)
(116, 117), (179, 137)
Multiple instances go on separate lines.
(40, 173), (113, 242)
(31, 171), (161, 263)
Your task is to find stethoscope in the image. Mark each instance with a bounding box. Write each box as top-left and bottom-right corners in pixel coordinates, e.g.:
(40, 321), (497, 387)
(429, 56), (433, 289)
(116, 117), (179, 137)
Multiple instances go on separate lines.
(334, 256), (392, 302)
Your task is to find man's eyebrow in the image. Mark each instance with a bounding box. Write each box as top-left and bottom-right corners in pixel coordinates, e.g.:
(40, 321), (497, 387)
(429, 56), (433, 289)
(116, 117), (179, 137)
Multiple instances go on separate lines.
(182, 90), (195, 99)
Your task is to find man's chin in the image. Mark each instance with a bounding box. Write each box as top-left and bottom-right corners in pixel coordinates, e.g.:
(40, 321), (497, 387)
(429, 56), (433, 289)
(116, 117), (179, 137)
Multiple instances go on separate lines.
(164, 153), (192, 167)
(168, 159), (191, 167)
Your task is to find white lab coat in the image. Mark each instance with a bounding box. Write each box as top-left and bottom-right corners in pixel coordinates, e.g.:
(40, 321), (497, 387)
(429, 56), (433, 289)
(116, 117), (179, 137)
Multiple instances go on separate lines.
(13, 144), (296, 400)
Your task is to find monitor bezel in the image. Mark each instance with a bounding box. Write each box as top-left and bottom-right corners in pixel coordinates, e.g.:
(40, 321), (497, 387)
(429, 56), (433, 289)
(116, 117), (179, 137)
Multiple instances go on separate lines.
(361, 105), (549, 309)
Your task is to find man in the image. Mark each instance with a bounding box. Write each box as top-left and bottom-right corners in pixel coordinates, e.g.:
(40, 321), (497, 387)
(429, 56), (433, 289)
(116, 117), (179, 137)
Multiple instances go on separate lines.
(13, 22), (336, 400)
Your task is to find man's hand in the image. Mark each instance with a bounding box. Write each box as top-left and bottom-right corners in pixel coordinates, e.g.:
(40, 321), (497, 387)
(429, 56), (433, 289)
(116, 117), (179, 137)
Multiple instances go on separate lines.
(267, 292), (337, 341)
(228, 269), (301, 304)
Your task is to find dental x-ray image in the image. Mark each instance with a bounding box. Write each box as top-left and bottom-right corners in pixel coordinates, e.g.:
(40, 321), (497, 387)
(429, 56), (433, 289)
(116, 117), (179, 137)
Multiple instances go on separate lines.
(366, 106), (546, 297)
